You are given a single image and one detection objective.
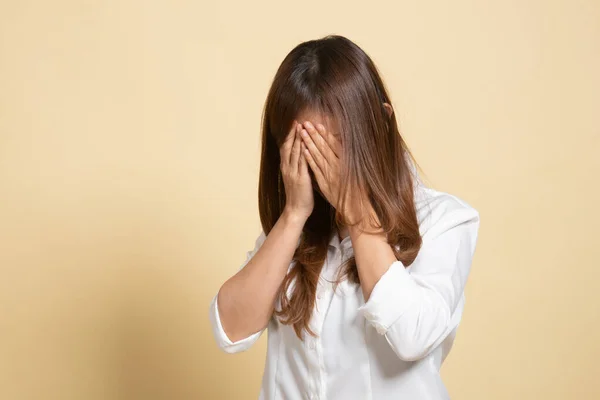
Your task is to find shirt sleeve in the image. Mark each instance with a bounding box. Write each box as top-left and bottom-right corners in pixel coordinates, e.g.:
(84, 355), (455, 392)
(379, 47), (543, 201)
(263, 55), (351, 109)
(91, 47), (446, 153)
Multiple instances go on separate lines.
(357, 199), (480, 362)
(209, 229), (267, 354)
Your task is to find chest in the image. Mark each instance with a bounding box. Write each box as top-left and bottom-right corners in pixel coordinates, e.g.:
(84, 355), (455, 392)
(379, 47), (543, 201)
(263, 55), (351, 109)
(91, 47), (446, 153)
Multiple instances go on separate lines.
(277, 246), (367, 345)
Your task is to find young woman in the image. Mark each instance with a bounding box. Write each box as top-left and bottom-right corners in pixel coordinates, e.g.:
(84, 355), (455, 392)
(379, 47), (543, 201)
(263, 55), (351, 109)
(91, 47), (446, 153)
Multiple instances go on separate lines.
(209, 35), (480, 400)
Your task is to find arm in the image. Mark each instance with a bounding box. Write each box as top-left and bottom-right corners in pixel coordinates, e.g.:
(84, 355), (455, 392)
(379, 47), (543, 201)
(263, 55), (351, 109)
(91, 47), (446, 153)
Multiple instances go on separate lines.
(209, 209), (307, 353)
(351, 199), (480, 362)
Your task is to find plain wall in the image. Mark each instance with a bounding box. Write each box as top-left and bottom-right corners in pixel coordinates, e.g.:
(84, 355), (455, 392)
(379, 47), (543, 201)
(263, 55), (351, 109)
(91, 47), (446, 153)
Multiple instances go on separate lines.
(1, 1), (599, 399)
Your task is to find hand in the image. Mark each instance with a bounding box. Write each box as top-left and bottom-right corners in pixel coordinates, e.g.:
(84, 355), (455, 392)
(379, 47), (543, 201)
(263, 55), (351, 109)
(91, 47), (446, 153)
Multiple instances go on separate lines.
(281, 120), (314, 221)
(300, 121), (373, 225)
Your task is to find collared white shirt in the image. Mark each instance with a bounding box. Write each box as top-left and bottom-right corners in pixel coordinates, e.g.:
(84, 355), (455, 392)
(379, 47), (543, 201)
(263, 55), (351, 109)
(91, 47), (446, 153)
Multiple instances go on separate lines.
(209, 182), (480, 400)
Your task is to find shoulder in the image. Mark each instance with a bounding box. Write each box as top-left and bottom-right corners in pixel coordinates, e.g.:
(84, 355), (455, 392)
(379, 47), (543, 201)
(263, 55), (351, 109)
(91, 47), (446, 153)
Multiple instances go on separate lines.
(413, 183), (480, 241)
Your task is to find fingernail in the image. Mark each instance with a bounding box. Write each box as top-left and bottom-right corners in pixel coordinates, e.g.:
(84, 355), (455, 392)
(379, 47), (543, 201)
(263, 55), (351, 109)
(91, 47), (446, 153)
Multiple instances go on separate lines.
(304, 121), (312, 129)
(301, 129), (308, 137)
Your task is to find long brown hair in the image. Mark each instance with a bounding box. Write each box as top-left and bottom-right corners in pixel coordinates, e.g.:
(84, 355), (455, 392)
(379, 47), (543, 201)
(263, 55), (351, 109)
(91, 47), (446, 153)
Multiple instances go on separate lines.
(258, 35), (422, 339)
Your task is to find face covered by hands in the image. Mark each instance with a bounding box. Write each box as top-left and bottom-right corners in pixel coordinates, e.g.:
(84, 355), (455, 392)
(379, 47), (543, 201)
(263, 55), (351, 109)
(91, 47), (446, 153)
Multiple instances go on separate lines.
(298, 119), (374, 226)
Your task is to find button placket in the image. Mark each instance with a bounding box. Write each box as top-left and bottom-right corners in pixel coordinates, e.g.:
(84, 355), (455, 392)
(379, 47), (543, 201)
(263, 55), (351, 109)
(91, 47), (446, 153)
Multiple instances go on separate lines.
(308, 274), (324, 400)
(305, 331), (321, 400)
(307, 250), (338, 400)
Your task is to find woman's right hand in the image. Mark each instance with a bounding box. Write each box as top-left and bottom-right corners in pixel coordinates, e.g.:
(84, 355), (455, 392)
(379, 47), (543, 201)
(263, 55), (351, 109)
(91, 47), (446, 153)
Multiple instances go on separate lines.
(281, 121), (314, 221)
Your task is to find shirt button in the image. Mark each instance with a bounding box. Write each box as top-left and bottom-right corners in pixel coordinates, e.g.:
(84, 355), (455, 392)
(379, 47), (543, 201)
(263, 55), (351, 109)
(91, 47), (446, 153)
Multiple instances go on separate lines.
(308, 340), (316, 350)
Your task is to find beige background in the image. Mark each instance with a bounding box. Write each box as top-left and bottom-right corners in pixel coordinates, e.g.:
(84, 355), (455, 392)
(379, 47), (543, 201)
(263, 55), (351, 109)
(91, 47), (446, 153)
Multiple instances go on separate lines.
(1, 1), (599, 399)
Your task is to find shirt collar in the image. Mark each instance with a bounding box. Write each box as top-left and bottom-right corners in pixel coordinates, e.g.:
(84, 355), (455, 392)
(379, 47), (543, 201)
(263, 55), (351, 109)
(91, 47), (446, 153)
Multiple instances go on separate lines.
(328, 230), (353, 253)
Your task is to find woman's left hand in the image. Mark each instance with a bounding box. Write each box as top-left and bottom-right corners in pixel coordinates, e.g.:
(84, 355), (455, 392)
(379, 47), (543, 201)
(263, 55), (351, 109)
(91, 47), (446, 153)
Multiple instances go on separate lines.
(300, 121), (373, 225)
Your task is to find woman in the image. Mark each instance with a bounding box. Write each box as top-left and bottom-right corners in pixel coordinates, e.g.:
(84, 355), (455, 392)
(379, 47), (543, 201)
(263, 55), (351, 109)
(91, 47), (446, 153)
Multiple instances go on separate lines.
(209, 35), (480, 400)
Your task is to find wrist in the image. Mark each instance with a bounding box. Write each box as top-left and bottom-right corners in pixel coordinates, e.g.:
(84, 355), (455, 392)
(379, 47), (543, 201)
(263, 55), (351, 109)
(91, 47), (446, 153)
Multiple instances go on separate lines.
(349, 207), (383, 235)
(281, 208), (309, 228)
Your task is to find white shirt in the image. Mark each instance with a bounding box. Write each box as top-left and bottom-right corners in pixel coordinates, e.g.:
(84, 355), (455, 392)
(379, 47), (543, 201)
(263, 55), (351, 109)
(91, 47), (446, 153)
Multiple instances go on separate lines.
(209, 182), (480, 400)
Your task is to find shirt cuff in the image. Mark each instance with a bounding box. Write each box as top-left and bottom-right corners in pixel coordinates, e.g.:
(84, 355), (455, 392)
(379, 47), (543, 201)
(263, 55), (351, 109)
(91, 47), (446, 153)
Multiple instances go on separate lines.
(209, 291), (263, 352)
(357, 260), (417, 335)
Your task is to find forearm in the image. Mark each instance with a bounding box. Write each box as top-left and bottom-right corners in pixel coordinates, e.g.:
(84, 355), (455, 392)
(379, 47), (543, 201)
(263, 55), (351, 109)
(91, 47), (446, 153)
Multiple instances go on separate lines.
(349, 212), (398, 302)
(218, 209), (306, 342)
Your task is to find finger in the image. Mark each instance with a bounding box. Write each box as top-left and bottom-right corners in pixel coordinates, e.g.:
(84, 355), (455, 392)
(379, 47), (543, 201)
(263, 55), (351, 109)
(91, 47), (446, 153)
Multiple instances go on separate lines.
(316, 123), (342, 159)
(305, 121), (338, 163)
(303, 143), (326, 187)
(300, 126), (328, 174)
(280, 121), (298, 168)
(289, 126), (302, 174)
(299, 142), (308, 173)
(303, 121), (335, 167)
